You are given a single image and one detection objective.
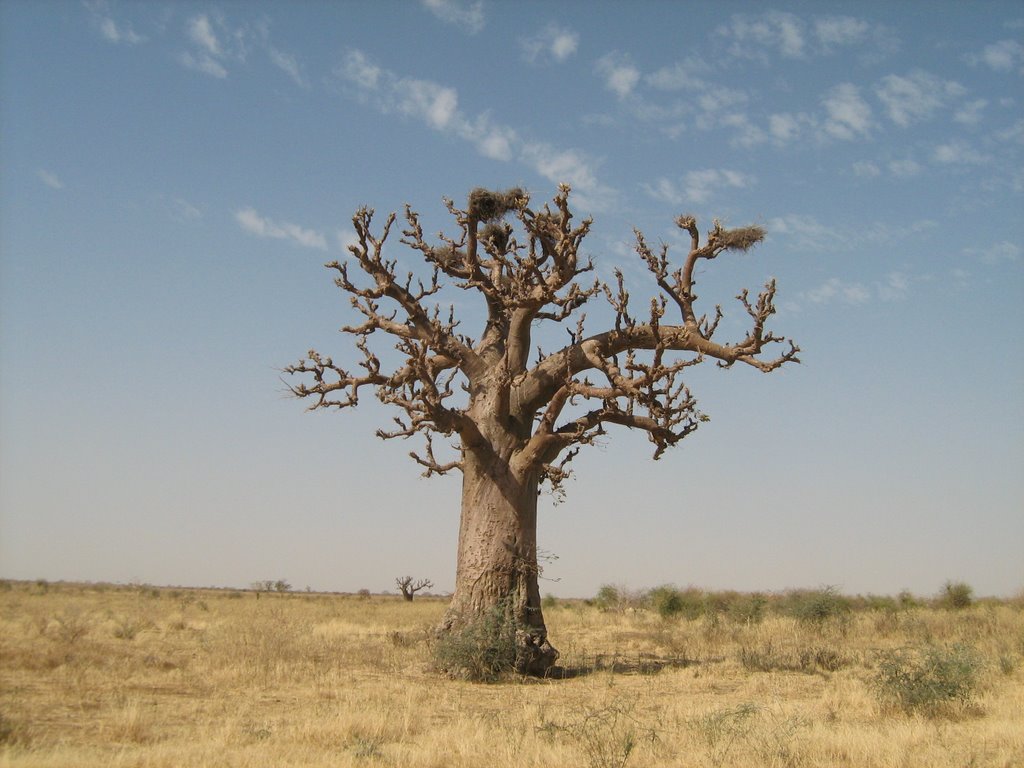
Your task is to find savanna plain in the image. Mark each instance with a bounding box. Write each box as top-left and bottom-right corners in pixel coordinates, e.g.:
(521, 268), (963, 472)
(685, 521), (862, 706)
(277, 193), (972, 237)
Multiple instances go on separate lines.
(1, 580), (1022, 768)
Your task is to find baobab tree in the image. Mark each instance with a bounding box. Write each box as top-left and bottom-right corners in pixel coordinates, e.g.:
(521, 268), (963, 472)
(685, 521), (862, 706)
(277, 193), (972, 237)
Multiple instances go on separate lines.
(396, 575), (433, 601)
(286, 185), (798, 676)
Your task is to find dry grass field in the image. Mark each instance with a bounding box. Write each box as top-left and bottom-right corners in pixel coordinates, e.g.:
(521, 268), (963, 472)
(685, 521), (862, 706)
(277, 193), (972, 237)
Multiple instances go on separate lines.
(1, 581), (1022, 767)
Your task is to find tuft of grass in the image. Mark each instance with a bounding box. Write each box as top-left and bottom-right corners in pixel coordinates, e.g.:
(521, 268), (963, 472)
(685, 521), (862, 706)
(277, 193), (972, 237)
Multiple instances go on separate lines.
(873, 643), (982, 716)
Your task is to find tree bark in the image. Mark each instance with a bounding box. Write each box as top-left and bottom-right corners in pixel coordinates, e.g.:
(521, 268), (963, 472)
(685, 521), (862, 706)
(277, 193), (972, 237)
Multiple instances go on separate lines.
(438, 441), (558, 676)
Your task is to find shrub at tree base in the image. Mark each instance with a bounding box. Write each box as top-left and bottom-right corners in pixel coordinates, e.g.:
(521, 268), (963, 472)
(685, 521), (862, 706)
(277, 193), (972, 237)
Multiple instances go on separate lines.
(431, 603), (520, 682)
(873, 643), (982, 716)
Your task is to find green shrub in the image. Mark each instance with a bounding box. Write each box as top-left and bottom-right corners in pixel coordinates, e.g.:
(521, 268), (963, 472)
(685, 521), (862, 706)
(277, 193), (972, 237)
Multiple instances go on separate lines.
(784, 587), (851, 626)
(431, 603), (519, 682)
(873, 643), (982, 716)
(542, 593), (558, 610)
(938, 581), (973, 610)
(595, 585), (622, 612)
(648, 586), (685, 619)
(728, 593), (767, 625)
(647, 586), (704, 620)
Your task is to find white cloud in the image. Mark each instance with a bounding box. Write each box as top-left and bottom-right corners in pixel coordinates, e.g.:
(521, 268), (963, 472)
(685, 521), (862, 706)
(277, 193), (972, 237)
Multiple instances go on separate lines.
(964, 240), (1021, 265)
(720, 11), (806, 59)
(821, 83), (873, 140)
(642, 178), (684, 206)
(595, 52), (641, 99)
(768, 112), (806, 143)
(520, 142), (597, 191)
(954, 99), (987, 126)
(99, 16), (144, 45)
(995, 118), (1024, 144)
(180, 14), (230, 78)
(188, 14), (221, 57)
(888, 157), (922, 177)
(457, 114), (518, 161)
(180, 51), (227, 79)
(269, 48), (307, 89)
(721, 113), (767, 148)
(804, 277), (870, 305)
(171, 198), (202, 221)
(335, 49), (614, 210)
(932, 141), (989, 165)
(877, 271), (909, 301)
(421, 0), (484, 34)
(969, 39), (1024, 72)
(875, 70), (966, 127)
(680, 168), (753, 204)
(339, 49), (381, 90)
(521, 24), (579, 64)
(37, 169), (64, 189)
(337, 50), (457, 130)
(236, 208), (327, 250)
(646, 58), (708, 91)
(769, 214), (841, 251)
(337, 228), (360, 254)
(852, 161), (881, 178)
(814, 16), (869, 49)
(395, 78), (459, 130)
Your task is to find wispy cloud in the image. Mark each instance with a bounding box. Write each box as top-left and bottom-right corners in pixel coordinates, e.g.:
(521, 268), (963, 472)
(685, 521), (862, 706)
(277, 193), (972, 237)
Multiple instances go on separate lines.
(852, 160), (881, 178)
(99, 16), (144, 45)
(769, 214), (843, 252)
(85, 2), (145, 45)
(889, 157), (922, 177)
(646, 58), (709, 91)
(420, 0), (484, 35)
(803, 277), (870, 305)
(37, 169), (64, 190)
(720, 11), (896, 62)
(521, 23), (579, 64)
(964, 240), (1020, 265)
(236, 208), (327, 250)
(595, 52), (641, 99)
(269, 48), (307, 89)
(813, 16), (869, 49)
(170, 198), (202, 222)
(821, 83), (873, 140)
(645, 169), (754, 205)
(954, 99), (988, 126)
(932, 140), (989, 165)
(719, 11), (807, 60)
(967, 39), (1024, 73)
(180, 14), (228, 78)
(875, 70), (966, 127)
(335, 49), (614, 210)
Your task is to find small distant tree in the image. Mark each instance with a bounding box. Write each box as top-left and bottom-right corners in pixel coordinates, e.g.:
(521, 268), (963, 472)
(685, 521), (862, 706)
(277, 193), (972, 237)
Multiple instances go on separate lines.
(938, 581), (973, 610)
(287, 186), (798, 675)
(396, 576), (434, 601)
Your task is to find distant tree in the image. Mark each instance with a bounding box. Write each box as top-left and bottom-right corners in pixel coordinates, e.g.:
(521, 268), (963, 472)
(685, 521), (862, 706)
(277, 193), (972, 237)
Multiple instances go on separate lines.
(287, 186), (798, 675)
(939, 580), (973, 610)
(396, 576), (434, 601)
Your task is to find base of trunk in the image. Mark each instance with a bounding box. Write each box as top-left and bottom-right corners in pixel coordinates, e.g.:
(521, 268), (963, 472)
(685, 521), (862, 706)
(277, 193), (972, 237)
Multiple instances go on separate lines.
(515, 628), (559, 676)
(434, 611), (559, 679)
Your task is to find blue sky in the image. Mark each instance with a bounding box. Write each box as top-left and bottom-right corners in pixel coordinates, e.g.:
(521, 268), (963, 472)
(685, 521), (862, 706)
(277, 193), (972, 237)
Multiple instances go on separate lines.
(1, 0), (1022, 598)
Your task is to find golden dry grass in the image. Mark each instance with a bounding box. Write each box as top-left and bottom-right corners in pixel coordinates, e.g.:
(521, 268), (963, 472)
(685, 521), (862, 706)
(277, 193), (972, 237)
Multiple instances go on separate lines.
(1, 582), (1022, 767)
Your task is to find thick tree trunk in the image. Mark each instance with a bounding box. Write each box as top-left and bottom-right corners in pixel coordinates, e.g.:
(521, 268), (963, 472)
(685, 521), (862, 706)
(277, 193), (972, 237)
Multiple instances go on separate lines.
(438, 443), (558, 676)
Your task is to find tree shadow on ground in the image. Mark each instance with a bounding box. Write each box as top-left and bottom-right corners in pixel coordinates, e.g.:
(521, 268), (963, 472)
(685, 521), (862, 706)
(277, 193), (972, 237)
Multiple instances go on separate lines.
(543, 652), (711, 680)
